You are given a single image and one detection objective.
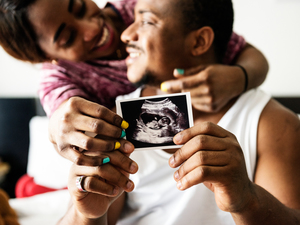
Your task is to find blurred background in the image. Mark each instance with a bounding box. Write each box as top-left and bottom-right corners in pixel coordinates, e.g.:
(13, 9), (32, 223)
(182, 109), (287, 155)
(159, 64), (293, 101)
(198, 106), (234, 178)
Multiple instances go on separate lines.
(0, 0), (300, 197)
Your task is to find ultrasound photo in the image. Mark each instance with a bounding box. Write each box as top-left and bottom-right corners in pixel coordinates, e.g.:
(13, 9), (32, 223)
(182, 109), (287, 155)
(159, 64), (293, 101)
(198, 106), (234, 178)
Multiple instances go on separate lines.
(116, 92), (193, 150)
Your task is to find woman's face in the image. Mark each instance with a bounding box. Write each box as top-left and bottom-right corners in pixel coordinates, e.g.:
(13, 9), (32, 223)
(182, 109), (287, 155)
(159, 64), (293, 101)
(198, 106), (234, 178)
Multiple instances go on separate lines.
(28, 0), (121, 62)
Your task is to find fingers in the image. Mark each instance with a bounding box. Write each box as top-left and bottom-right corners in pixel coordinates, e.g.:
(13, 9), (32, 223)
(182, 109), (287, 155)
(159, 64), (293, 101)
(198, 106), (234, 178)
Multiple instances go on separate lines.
(59, 143), (138, 174)
(66, 97), (125, 128)
(69, 113), (126, 140)
(63, 131), (133, 154)
(174, 66), (207, 77)
(175, 166), (224, 191)
(174, 150), (229, 182)
(160, 67), (208, 93)
(71, 163), (135, 197)
(173, 122), (229, 146)
(170, 135), (228, 169)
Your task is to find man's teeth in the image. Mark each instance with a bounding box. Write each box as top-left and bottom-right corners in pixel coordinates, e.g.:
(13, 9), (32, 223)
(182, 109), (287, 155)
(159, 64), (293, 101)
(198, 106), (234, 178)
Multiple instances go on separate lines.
(130, 52), (141, 58)
(97, 26), (109, 47)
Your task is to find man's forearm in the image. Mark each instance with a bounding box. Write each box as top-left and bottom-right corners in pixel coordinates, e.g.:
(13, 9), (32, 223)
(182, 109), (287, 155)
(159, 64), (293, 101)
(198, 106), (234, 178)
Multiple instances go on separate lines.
(232, 184), (300, 225)
(57, 204), (107, 225)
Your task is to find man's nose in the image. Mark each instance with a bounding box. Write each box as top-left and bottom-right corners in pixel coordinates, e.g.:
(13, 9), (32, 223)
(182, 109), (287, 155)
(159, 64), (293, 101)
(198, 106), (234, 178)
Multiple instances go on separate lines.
(121, 22), (138, 43)
(79, 17), (100, 42)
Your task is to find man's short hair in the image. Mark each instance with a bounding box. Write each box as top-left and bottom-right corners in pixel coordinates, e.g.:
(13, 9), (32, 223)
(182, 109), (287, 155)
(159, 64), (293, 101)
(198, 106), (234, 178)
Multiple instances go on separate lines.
(179, 0), (234, 62)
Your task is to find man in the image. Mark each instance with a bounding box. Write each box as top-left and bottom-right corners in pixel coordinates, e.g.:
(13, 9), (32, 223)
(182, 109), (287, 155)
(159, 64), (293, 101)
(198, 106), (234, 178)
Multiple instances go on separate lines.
(59, 0), (300, 224)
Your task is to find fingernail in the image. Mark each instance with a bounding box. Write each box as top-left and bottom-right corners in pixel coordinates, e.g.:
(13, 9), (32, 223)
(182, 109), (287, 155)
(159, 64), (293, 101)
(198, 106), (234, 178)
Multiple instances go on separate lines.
(124, 142), (134, 153)
(175, 68), (185, 75)
(121, 120), (129, 129)
(169, 155), (176, 167)
(174, 171), (179, 180)
(102, 157), (110, 164)
(113, 187), (119, 195)
(177, 181), (183, 190)
(130, 162), (138, 172)
(120, 130), (126, 138)
(115, 141), (121, 150)
(160, 82), (169, 92)
(174, 132), (183, 143)
(127, 181), (133, 190)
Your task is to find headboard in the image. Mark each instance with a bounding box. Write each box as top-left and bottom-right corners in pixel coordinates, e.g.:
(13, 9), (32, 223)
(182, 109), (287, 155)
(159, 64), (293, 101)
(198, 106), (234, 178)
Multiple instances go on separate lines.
(0, 98), (45, 198)
(274, 97), (300, 115)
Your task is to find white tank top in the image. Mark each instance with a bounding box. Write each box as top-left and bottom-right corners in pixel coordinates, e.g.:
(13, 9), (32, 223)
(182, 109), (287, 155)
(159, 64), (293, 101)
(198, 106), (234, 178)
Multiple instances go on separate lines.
(117, 88), (271, 225)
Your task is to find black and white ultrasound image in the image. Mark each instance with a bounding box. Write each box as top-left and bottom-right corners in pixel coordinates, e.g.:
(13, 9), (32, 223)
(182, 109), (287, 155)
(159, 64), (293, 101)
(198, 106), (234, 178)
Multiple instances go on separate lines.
(120, 95), (190, 149)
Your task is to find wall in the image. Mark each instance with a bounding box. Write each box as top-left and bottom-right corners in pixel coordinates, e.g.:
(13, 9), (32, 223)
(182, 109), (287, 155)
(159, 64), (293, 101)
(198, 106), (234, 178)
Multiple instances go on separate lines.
(232, 0), (300, 96)
(0, 0), (300, 97)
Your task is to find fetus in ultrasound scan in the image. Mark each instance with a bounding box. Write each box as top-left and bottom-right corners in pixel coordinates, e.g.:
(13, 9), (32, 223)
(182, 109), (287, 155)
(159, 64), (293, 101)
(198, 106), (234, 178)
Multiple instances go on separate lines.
(132, 98), (188, 144)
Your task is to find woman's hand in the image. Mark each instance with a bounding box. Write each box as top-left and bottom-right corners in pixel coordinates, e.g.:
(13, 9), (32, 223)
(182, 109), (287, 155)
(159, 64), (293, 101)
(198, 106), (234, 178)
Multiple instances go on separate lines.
(169, 122), (254, 213)
(160, 65), (245, 113)
(49, 96), (134, 167)
(64, 147), (138, 222)
(68, 155), (136, 219)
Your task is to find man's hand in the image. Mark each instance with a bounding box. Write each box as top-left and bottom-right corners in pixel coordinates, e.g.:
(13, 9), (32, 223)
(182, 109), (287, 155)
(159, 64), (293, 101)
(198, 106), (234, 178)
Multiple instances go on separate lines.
(160, 65), (245, 113)
(169, 122), (254, 212)
(49, 96), (134, 166)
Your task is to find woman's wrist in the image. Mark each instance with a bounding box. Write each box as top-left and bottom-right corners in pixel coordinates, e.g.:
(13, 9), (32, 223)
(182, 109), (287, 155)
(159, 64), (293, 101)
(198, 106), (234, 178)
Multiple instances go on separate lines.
(235, 64), (249, 93)
(58, 204), (107, 225)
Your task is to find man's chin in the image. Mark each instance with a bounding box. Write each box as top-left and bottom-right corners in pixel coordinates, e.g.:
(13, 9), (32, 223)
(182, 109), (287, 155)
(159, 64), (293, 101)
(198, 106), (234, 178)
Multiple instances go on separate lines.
(128, 69), (160, 88)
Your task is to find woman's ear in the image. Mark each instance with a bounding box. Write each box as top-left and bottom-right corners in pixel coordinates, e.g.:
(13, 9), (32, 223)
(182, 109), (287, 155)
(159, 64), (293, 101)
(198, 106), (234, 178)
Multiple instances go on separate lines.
(191, 26), (214, 56)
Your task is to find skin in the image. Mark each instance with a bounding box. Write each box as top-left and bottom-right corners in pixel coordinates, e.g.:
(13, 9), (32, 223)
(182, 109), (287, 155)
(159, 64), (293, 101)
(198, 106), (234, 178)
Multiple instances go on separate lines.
(58, 0), (300, 224)
(28, 0), (127, 61)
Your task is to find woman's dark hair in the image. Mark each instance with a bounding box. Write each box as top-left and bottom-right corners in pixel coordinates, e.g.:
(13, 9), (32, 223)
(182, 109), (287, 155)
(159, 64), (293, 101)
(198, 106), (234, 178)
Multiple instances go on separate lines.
(180, 0), (234, 62)
(0, 0), (48, 63)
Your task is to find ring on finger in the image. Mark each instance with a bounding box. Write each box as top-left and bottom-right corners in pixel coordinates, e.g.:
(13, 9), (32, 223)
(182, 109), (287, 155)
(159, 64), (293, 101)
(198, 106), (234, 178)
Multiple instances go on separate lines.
(76, 176), (87, 193)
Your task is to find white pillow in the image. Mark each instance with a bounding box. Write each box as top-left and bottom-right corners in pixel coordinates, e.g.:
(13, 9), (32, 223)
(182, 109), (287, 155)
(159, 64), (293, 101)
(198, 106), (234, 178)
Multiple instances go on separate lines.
(27, 116), (72, 189)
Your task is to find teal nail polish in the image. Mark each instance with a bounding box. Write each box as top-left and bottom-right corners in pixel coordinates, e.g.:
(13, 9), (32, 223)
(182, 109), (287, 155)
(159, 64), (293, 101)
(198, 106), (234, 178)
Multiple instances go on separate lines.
(176, 68), (185, 75)
(120, 130), (126, 138)
(103, 157), (110, 164)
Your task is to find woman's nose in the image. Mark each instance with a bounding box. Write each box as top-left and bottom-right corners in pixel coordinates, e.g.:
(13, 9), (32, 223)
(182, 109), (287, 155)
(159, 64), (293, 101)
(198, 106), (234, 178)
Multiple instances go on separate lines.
(79, 17), (100, 42)
(121, 22), (138, 44)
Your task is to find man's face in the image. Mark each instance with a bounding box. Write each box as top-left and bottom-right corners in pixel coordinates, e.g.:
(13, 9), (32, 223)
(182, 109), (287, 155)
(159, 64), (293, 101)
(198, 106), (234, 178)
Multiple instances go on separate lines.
(121, 0), (192, 86)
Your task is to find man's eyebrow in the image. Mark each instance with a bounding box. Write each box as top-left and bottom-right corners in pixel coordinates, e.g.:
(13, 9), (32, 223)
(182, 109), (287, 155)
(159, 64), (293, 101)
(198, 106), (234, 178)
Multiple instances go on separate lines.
(138, 9), (159, 16)
(53, 23), (66, 43)
(68, 0), (74, 12)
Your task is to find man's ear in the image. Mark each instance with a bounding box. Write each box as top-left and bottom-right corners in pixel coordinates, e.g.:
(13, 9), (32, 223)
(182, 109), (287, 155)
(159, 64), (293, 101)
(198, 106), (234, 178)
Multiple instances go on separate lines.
(191, 26), (214, 56)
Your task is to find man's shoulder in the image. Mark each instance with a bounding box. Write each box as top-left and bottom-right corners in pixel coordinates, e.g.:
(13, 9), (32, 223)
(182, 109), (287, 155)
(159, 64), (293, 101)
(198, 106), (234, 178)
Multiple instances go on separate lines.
(257, 98), (300, 156)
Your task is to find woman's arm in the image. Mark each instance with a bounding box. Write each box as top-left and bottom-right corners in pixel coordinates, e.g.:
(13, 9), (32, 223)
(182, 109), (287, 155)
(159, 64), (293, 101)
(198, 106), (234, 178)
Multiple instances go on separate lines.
(160, 42), (269, 113)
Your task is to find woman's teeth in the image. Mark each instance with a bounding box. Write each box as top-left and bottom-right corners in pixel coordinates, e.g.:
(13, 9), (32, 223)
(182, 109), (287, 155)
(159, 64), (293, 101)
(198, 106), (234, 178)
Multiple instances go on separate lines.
(96, 26), (109, 47)
(130, 52), (141, 58)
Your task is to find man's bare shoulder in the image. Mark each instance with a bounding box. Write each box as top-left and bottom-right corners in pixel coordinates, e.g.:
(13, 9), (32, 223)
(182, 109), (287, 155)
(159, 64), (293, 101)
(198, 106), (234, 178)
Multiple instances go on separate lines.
(255, 98), (300, 209)
(258, 98), (300, 154)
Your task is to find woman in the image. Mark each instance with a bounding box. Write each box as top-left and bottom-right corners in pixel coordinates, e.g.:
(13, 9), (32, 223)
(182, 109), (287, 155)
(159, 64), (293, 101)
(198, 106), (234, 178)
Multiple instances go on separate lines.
(0, 0), (268, 193)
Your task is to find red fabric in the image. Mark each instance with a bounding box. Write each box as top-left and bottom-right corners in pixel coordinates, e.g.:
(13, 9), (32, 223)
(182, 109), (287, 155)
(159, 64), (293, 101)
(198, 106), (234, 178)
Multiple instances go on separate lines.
(15, 174), (67, 198)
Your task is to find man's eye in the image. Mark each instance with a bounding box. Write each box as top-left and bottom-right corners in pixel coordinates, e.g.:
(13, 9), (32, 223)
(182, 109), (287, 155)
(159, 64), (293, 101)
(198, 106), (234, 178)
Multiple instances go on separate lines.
(141, 20), (153, 26)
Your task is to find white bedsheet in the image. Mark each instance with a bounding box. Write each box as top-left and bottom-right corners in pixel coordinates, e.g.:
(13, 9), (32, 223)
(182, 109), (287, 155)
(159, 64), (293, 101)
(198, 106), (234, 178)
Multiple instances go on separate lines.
(9, 190), (70, 225)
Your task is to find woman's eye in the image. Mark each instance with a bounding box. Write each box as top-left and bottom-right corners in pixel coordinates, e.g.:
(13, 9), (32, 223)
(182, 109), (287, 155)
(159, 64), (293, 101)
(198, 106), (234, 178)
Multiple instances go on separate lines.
(74, 0), (86, 18)
(63, 31), (76, 48)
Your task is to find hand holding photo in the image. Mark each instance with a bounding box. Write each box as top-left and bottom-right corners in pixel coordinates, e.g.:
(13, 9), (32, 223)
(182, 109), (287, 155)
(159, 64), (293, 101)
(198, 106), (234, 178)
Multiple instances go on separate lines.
(116, 92), (194, 150)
